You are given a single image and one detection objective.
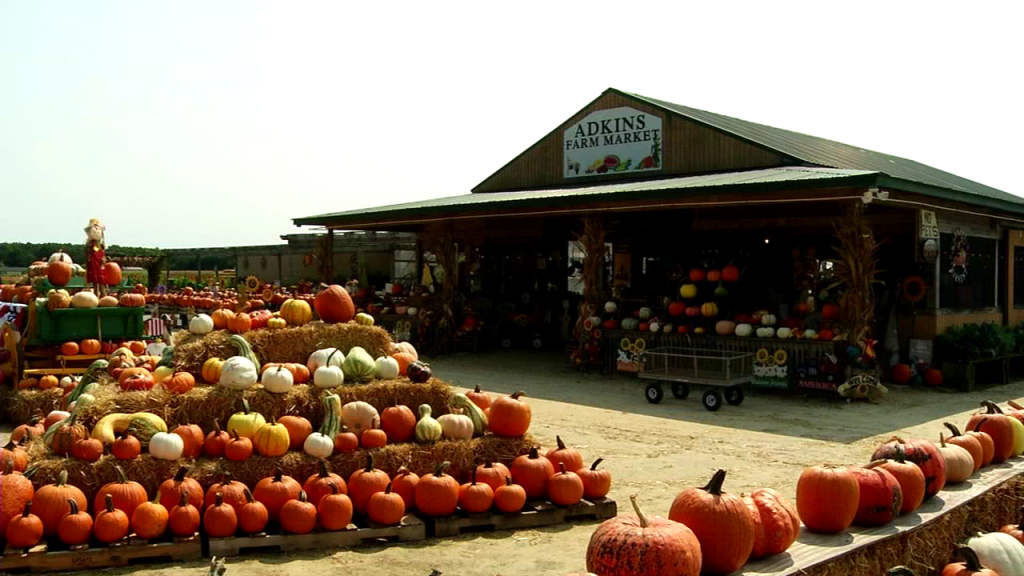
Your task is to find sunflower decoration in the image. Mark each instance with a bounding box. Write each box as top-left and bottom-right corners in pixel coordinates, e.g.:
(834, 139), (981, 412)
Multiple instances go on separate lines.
(245, 275), (261, 291)
(902, 275), (926, 303)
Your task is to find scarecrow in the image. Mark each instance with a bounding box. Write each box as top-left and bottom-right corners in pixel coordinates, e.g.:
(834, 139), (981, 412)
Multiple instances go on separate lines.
(84, 218), (107, 295)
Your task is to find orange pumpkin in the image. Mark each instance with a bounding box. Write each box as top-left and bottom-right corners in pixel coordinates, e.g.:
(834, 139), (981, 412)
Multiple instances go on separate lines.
(391, 352), (416, 376)
(314, 285), (355, 324)
(743, 488), (800, 558)
(79, 339), (101, 355)
(967, 401), (1016, 463)
(414, 461), (459, 517)
(47, 261), (72, 286)
(669, 469), (755, 574)
(489, 391), (531, 438)
(38, 375), (59, 390)
(103, 262), (123, 286)
(510, 446), (553, 500)
(60, 342), (80, 356)
(253, 469), (301, 522)
(796, 465), (859, 533)
(348, 453), (390, 515)
(211, 309), (235, 330)
(227, 313), (252, 334)
(128, 340), (146, 355)
(278, 416), (313, 451)
(380, 404), (416, 443)
(172, 424), (205, 459)
(165, 372), (195, 394)
(587, 494), (702, 576)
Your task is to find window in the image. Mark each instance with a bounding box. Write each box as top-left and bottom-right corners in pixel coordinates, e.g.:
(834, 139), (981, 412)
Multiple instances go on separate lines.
(939, 233), (996, 309)
(393, 249), (417, 283)
(1014, 247), (1024, 309)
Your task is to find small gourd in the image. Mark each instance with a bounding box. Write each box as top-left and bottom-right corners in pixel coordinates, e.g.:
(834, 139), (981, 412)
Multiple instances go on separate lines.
(415, 404), (442, 444)
(450, 393), (488, 436)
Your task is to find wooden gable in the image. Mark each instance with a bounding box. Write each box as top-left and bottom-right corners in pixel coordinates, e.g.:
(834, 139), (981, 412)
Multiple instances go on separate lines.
(473, 90), (789, 193)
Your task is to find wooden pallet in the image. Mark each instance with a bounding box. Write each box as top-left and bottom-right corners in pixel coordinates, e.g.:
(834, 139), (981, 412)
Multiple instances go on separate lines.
(205, 515), (425, 557)
(0, 533), (200, 573)
(420, 498), (617, 538)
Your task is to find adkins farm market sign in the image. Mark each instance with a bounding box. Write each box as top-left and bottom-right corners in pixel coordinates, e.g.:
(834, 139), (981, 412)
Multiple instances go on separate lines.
(564, 107), (662, 178)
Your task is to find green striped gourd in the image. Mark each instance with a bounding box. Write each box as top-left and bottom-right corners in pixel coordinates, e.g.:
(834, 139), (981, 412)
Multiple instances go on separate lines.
(450, 393), (488, 436)
(229, 334), (260, 367)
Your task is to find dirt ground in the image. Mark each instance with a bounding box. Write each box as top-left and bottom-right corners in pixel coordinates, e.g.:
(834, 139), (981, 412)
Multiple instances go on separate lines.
(6, 349), (1023, 576)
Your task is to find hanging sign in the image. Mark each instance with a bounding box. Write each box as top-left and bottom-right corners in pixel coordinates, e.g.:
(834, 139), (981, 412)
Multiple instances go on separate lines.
(919, 210), (939, 239)
(563, 107), (662, 178)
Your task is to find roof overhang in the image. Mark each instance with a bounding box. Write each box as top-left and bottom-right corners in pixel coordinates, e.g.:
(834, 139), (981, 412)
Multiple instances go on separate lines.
(294, 167), (879, 230)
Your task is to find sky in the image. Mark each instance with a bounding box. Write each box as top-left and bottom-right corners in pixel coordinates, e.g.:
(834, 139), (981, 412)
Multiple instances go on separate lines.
(2, 2), (1022, 249)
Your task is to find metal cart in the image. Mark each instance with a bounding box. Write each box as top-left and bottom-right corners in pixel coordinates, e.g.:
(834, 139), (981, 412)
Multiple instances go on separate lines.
(639, 347), (754, 410)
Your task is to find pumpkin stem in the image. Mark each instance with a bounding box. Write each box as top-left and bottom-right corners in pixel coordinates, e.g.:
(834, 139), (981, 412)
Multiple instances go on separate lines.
(213, 421), (222, 434)
(702, 469), (728, 495)
(893, 445), (907, 464)
(886, 567), (917, 576)
(179, 490), (189, 508)
(864, 460), (887, 469)
(243, 487), (255, 504)
(114, 465), (130, 484)
(471, 467), (478, 486)
(528, 446), (539, 459)
(556, 436), (567, 451)
(58, 469), (69, 487)
(2, 458), (12, 475)
(955, 547), (985, 571)
(365, 453), (376, 472)
(473, 385), (482, 394)
(241, 398), (252, 415)
(68, 498), (80, 515)
(973, 418), (988, 433)
(939, 433), (947, 447)
(590, 458), (604, 471)
(559, 462), (568, 475)
(174, 466), (189, 483)
(319, 459), (331, 478)
(483, 460), (493, 469)
(231, 429), (241, 441)
(505, 476), (513, 487)
(1010, 400), (1024, 411)
(298, 490), (308, 503)
(215, 492), (224, 507)
(21, 501), (33, 518)
(509, 391), (526, 400)
(944, 422), (963, 437)
(628, 494), (649, 529)
(384, 481), (393, 495)
(329, 482), (339, 495)
(273, 468), (284, 483)
(105, 493), (115, 513)
(434, 461), (451, 477)
(984, 400), (1005, 415)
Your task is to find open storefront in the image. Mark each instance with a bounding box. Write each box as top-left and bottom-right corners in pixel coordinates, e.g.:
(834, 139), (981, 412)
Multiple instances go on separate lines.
(293, 88), (1024, 393)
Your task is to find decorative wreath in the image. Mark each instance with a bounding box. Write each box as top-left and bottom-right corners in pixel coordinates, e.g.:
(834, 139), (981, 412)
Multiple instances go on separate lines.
(902, 275), (927, 303)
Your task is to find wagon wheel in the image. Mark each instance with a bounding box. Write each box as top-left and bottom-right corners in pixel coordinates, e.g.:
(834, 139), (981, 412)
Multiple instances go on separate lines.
(671, 383), (690, 399)
(645, 383), (664, 404)
(725, 386), (745, 406)
(702, 390), (723, 411)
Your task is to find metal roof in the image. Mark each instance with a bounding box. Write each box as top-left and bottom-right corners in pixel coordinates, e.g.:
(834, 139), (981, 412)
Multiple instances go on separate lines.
(293, 167), (877, 227)
(619, 89), (1022, 207)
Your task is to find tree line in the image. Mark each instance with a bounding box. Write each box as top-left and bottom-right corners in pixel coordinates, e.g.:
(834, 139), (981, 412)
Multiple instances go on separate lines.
(0, 243), (235, 270)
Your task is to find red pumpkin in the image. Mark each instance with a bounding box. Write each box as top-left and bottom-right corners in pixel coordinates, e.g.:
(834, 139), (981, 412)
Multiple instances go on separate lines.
(380, 404), (416, 443)
(706, 269), (721, 282)
(743, 488), (799, 559)
(721, 264), (740, 282)
(314, 285), (355, 324)
(821, 303), (840, 320)
(849, 462), (903, 526)
(689, 268), (706, 282)
(669, 469), (754, 574)
(878, 453), (926, 515)
(890, 364), (913, 385)
(924, 368), (943, 387)
(203, 421), (231, 458)
(668, 301), (686, 317)
(870, 437), (946, 498)
(587, 494), (702, 576)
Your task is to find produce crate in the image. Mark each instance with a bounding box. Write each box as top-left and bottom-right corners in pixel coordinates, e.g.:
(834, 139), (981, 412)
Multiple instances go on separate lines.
(204, 515), (425, 557)
(0, 532), (200, 573)
(418, 498), (617, 538)
(32, 304), (144, 344)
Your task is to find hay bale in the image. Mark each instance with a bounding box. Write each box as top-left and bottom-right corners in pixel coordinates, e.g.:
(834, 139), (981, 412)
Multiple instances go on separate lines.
(173, 322), (394, 374)
(26, 435), (533, 502)
(73, 378), (454, 430)
(8, 388), (63, 425)
(805, 476), (1024, 576)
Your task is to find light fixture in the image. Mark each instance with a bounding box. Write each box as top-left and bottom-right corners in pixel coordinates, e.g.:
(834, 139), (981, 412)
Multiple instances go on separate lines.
(764, 238), (770, 244)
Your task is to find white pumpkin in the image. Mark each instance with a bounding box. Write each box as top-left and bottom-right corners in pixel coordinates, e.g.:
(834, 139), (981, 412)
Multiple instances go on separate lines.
(621, 318), (640, 331)
(375, 356), (400, 380)
(756, 327), (776, 339)
(735, 323), (754, 338)
(662, 323), (673, 333)
(341, 401), (379, 435)
(150, 431), (185, 460)
(70, 291), (99, 309)
(649, 322), (660, 333)
(760, 314), (777, 326)
(638, 307), (652, 320)
(219, 356), (258, 389)
(587, 316), (603, 329)
(604, 301), (618, 314)
(938, 439), (974, 484)
(48, 251), (73, 265)
(307, 347), (344, 374)
(59, 376), (77, 389)
(72, 264), (85, 276)
(967, 532), (1024, 576)
(303, 433), (334, 458)
(776, 327), (793, 339)
(189, 314), (214, 335)
(407, 307), (419, 316)
(314, 365), (345, 388)
(803, 329), (818, 340)
(262, 365), (294, 394)
(438, 413), (474, 440)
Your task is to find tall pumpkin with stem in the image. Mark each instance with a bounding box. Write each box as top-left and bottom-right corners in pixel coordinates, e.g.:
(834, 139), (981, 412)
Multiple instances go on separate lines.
(669, 469), (754, 574)
(587, 494), (702, 576)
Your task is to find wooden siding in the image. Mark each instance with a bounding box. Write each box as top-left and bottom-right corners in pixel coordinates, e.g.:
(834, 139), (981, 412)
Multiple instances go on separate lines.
(1009, 229), (1024, 325)
(473, 92), (786, 193)
(901, 310), (1004, 341)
